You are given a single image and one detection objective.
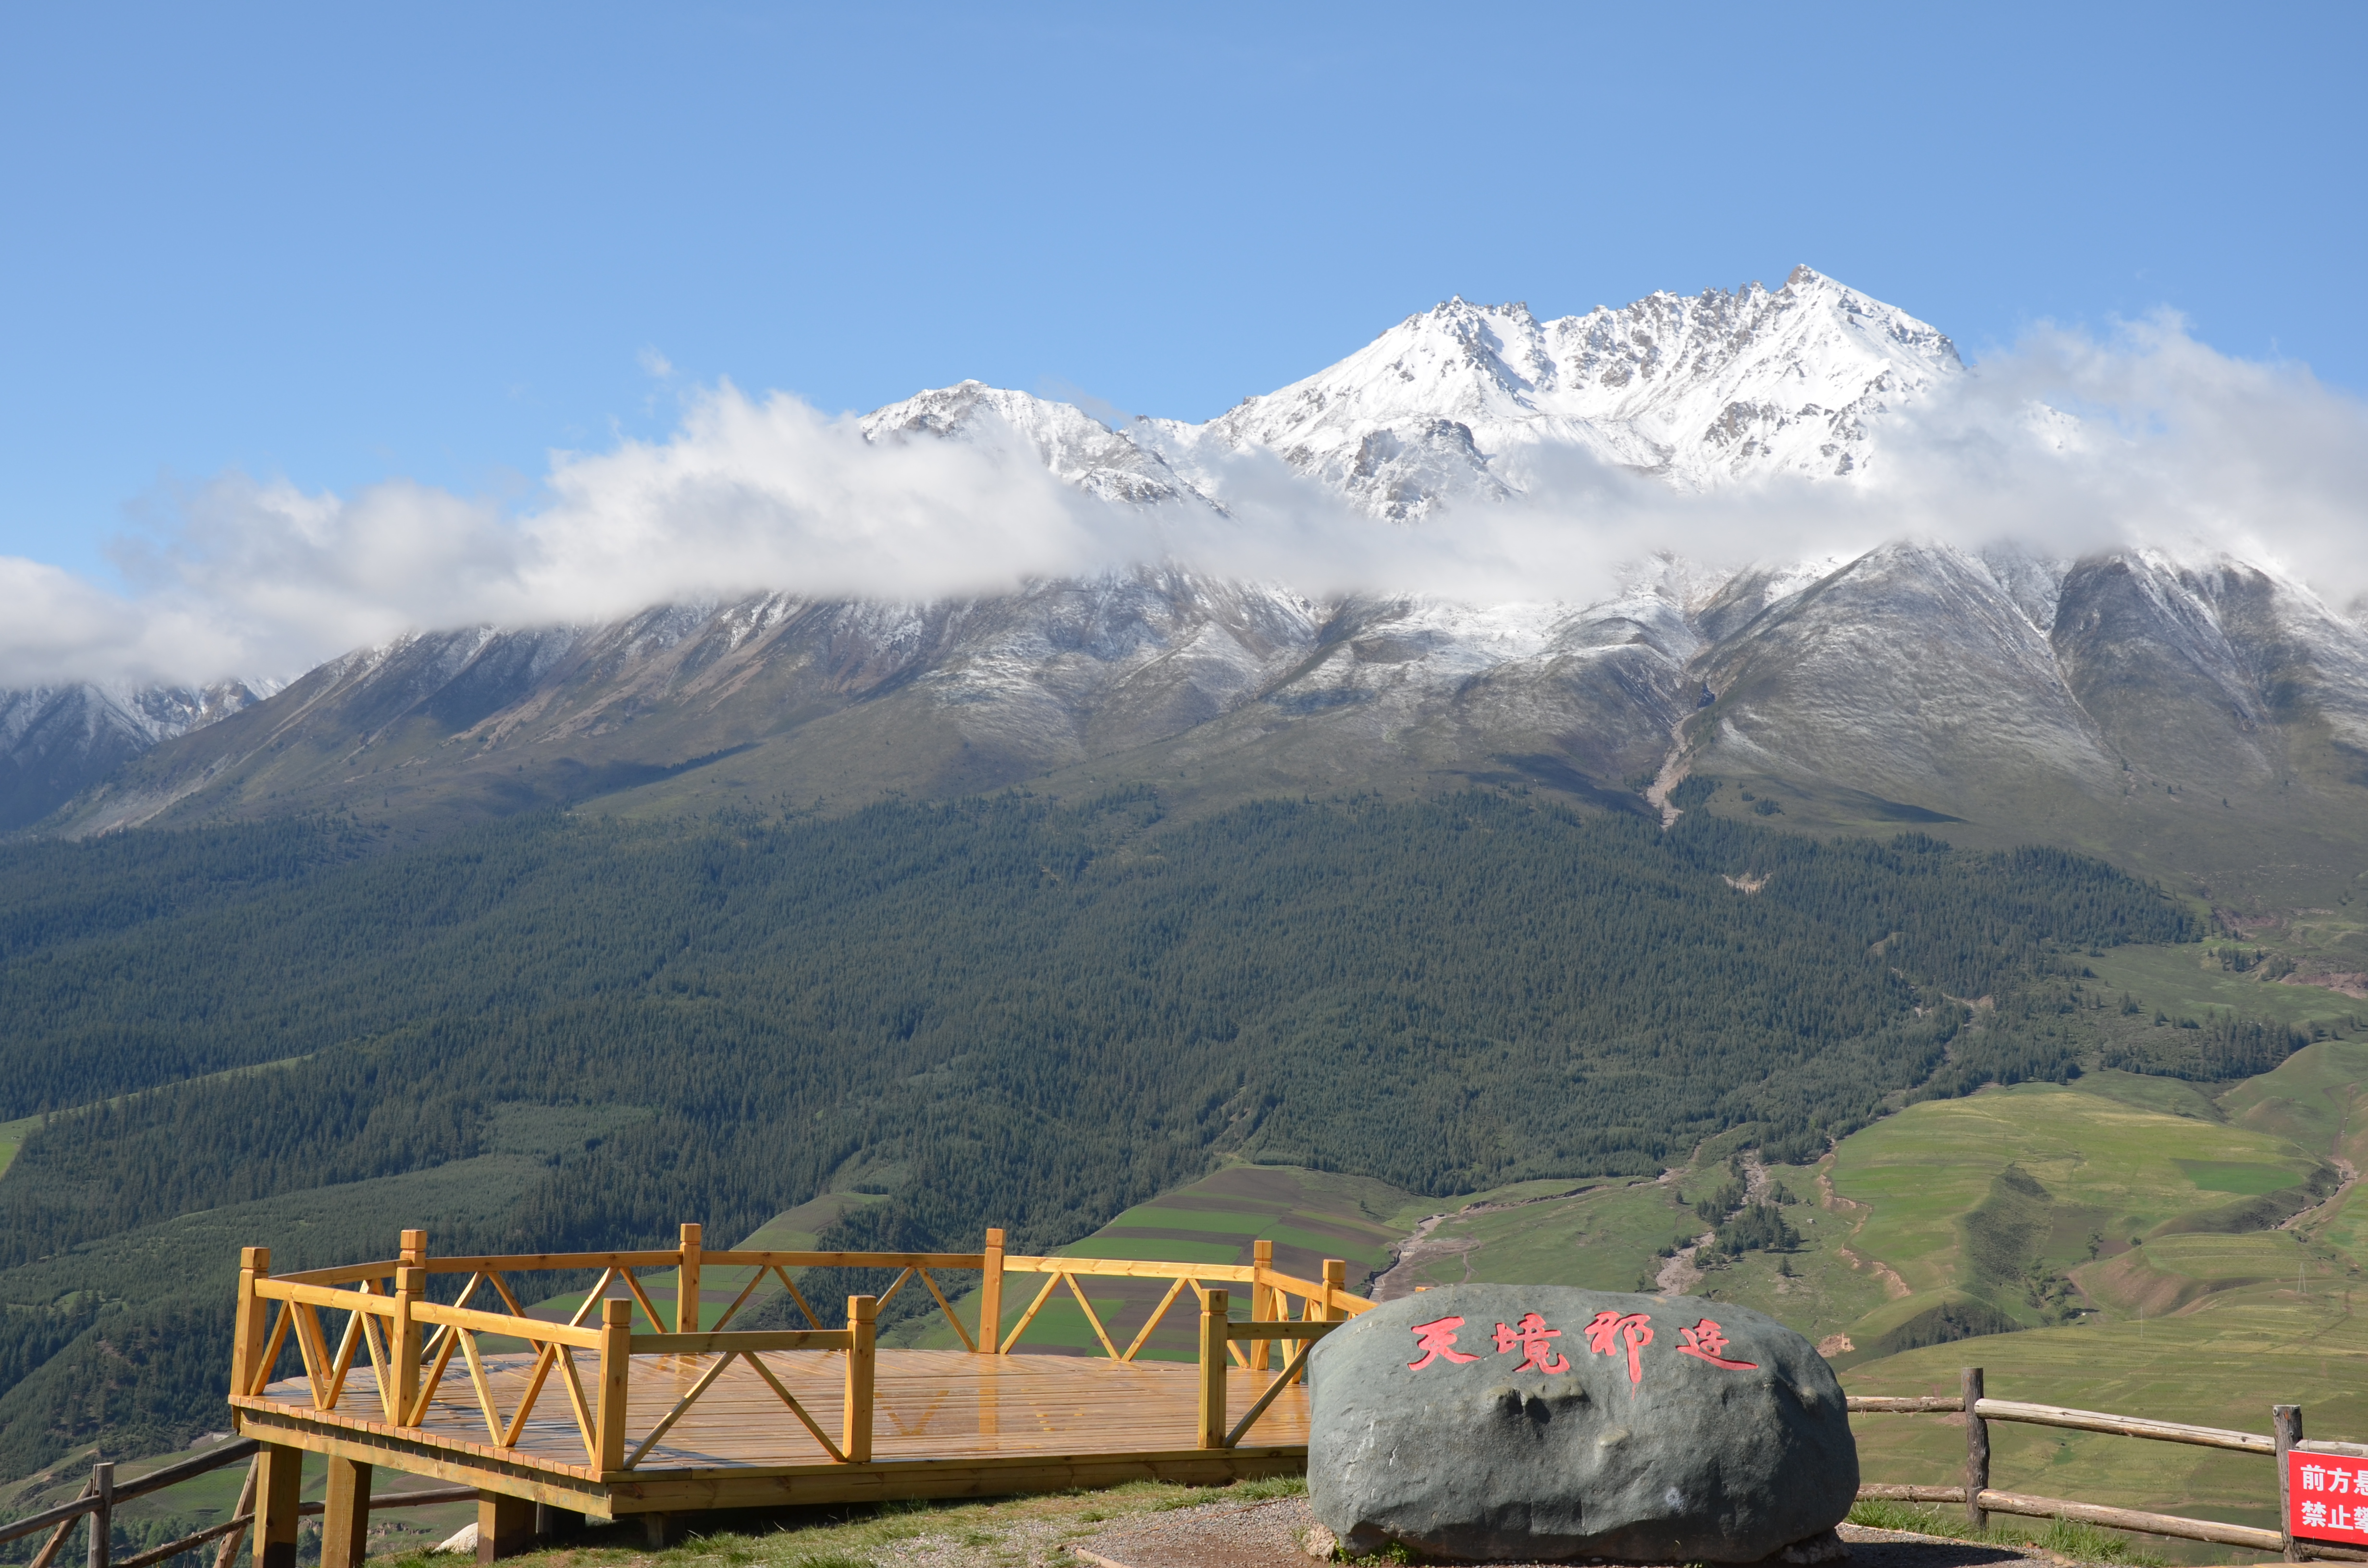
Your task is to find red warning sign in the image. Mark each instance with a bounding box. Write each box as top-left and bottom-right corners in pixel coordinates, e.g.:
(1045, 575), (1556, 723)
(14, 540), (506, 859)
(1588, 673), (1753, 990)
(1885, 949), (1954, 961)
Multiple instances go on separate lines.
(2290, 1452), (2368, 1548)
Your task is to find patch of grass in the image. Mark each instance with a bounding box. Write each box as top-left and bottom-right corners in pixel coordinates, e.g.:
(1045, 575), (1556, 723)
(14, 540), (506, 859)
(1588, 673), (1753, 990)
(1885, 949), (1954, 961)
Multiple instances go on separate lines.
(362, 1476), (1305, 1568)
(1831, 1082), (2322, 1305)
(2086, 945), (2361, 1036)
(1847, 1499), (2171, 1565)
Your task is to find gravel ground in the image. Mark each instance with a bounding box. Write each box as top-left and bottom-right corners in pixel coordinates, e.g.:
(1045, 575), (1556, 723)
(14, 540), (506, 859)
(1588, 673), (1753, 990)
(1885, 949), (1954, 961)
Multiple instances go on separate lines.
(1069, 1499), (2073, 1568)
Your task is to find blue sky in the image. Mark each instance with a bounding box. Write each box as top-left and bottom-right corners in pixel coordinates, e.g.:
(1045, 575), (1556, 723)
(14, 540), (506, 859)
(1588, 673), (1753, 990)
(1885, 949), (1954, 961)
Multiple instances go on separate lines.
(3, 1), (2362, 583)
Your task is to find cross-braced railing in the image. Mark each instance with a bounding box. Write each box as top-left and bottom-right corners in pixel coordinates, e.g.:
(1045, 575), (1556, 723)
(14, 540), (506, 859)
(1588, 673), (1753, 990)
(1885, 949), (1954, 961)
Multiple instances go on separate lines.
(232, 1223), (1374, 1476)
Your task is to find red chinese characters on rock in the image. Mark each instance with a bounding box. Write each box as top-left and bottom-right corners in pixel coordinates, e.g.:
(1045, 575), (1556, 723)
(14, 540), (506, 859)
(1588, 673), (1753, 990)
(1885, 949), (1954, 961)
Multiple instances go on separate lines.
(1675, 1318), (1760, 1372)
(1492, 1312), (1572, 1374)
(1585, 1310), (1655, 1384)
(1406, 1315), (1482, 1370)
(1409, 1305), (1762, 1384)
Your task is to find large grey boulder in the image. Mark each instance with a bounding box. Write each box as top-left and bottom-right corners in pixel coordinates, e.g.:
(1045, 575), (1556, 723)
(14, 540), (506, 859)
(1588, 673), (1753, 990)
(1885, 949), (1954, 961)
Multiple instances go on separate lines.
(1306, 1285), (1856, 1563)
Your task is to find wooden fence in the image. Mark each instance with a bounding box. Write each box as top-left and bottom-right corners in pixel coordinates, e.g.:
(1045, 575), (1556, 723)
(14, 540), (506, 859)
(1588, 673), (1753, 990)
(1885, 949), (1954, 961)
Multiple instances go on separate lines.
(1850, 1366), (2368, 1563)
(0, 1441), (476, 1568)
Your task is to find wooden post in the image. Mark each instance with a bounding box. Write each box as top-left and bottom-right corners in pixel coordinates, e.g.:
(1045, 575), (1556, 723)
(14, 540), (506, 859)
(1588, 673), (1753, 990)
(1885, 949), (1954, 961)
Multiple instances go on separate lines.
(212, 1459), (259, 1568)
(1963, 1367), (1989, 1531)
(1199, 1288), (1230, 1449)
(844, 1295), (876, 1463)
(233, 1248), (271, 1398)
(596, 1298), (631, 1474)
(84, 1462), (111, 1568)
(676, 1223), (703, 1333)
(475, 1492), (534, 1564)
(320, 1457), (372, 1568)
(254, 1444), (305, 1568)
(2275, 1405), (2303, 1563)
(393, 1263), (425, 1423)
(1301, 1259), (1347, 1385)
(978, 1227), (1005, 1355)
(1251, 1240), (1274, 1372)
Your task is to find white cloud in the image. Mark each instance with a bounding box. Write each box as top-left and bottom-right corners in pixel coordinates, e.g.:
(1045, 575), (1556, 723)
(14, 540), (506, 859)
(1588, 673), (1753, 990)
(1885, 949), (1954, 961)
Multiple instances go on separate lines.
(5, 317), (2364, 689)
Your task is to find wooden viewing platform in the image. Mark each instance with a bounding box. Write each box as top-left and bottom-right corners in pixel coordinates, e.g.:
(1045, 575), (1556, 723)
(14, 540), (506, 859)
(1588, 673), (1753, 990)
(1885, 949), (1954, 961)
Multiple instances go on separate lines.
(225, 1225), (1371, 1564)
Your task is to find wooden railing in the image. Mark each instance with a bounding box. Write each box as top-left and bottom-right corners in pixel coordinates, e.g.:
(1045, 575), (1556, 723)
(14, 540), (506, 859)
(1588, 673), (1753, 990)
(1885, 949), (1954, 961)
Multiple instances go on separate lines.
(1849, 1366), (2367, 1562)
(0, 1442), (475, 1568)
(233, 1224), (1374, 1472)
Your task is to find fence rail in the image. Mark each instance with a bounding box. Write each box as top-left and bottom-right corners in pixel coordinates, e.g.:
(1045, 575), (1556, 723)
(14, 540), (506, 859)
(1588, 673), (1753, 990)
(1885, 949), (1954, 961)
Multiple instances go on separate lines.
(0, 1441), (477, 1568)
(1848, 1368), (2366, 1562)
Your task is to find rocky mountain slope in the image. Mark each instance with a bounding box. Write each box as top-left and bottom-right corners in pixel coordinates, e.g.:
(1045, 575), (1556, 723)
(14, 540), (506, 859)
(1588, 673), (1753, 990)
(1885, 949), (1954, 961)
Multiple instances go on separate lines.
(0, 681), (263, 832)
(15, 269), (2368, 903)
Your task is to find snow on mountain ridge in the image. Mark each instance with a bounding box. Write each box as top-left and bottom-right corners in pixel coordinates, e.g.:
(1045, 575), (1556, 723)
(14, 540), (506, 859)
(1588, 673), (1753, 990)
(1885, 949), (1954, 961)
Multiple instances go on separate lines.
(861, 380), (1217, 509)
(865, 267), (1962, 523)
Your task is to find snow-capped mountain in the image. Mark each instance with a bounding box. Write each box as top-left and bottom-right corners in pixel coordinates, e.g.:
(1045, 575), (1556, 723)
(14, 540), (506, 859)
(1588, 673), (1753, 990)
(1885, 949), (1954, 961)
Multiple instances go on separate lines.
(861, 381), (1217, 508)
(15, 266), (2368, 905)
(864, 266), (1961, 521)
(0, 680), (267, 831)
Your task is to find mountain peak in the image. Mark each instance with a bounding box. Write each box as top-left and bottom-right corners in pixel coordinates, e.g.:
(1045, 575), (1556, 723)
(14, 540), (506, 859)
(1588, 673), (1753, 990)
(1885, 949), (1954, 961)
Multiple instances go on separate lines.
(871, 269), (1962, 521)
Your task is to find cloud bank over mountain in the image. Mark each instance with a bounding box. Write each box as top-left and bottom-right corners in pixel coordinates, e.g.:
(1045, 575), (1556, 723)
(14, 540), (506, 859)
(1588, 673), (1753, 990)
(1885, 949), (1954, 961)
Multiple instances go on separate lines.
(6, 282), (2365, 689)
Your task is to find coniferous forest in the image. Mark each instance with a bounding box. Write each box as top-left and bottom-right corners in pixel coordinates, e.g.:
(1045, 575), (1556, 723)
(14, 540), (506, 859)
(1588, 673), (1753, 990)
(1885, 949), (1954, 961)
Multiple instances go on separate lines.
(0, 787), (2200, 1473)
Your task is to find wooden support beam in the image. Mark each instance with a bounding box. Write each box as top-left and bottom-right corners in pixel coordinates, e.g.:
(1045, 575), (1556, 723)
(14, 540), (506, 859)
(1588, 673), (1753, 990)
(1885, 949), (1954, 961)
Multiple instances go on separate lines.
(676, 1225), (702, 1334)
(844, 1296), (876, 1464)
(978, 1228), (1005, 1356)
(319, 1457), (371, 1568)
(475, 1492), (534, 1564)
(1198, 1289), (1229, 1450)
(253, 1445), (305, 1568)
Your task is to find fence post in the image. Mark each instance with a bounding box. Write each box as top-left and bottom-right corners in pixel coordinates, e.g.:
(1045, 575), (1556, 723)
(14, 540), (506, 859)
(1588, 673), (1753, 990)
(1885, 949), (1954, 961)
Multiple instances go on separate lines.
(1963, 1367), (1989, 1531)
(1301, 1260), (1347, 1385)
(978, 1228), (1005, 1355)
(84, 1462), (111, 1568)
(393, 1262), (425, 1423)
(395, 1230), (428, 1423)
(1251, 1240), (1275, 1372)
(844, 1295), (876, 1463)
(676, 1223), (703, 1333)
(1199, 1288), (1230, 1448)
(232, 1248), (271, 1398)
(596, 1298), (631, 1473)
(2275, 1405), (2303, 1563)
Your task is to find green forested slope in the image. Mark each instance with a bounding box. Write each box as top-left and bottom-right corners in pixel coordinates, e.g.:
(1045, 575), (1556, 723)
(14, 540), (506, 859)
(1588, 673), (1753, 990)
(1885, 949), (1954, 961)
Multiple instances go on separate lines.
(0, 788), (2193, 1476)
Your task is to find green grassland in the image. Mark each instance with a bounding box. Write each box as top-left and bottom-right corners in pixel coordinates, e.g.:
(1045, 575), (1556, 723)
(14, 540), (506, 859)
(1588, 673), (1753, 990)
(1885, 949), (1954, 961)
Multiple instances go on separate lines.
(1830, 1081), (2327, 1309)
(2088, 943), (2365, 1034)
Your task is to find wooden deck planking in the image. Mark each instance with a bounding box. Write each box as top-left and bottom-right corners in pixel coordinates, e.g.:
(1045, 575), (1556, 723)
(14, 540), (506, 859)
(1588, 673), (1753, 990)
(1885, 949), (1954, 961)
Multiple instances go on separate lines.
(253, 1347), (1308, 1472)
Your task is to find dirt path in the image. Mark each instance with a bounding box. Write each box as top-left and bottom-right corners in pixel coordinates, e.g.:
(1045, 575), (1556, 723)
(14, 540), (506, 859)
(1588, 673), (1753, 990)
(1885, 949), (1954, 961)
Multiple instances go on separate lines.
(1369, 1183), (1601, 1302)
(2281, 1083), (2360, 1234)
